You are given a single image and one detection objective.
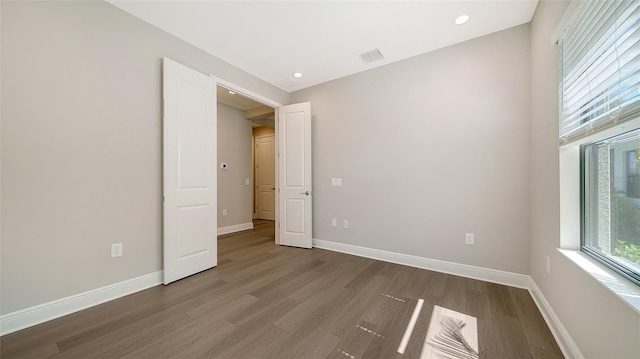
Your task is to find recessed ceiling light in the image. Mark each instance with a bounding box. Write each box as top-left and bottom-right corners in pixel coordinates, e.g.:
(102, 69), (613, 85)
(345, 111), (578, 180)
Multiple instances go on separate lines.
(455, 14), (470, 25)
(292, 72), (303, 78)
(228, 90), (235, 95)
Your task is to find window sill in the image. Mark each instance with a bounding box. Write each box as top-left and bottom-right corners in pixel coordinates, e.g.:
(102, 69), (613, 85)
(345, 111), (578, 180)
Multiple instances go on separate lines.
(558, 249), (640, 314)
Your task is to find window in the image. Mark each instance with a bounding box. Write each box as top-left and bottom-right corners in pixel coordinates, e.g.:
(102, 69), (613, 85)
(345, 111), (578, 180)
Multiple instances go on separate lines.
(559, 0), (640, 144)
(582, 129), (640, 286)
(560, 0), (640, 285)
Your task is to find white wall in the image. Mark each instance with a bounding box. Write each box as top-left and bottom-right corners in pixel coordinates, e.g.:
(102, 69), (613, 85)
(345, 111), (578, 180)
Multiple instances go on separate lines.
(0, 0), (288, 315)
(530, 1), (640, 357)
(291, 24), (532, 274)
(217, 104), (253, 228)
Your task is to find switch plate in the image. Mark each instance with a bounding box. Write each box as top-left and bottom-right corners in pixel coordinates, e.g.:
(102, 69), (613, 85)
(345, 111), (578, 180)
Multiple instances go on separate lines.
(111, 243), (123, 258)
(222, 209), (228, 216)
(331, 178), (342, 186)
(465, 233), (475, 245)
(331, 218), (337, 227)
(343, 220), (349, 228)
(245, 179), (250, 185)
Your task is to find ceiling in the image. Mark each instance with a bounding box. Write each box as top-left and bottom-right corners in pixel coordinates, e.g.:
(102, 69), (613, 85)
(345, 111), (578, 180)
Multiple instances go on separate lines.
(217, 86), (275, 127)
(108, 0), (538, 92)
(217, 86), (265, 111)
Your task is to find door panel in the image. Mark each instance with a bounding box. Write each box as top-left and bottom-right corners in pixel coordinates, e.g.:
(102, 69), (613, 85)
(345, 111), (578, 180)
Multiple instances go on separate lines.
(163, 58), (217, 285)
(278, 102), (312, 248)
(256, 135), (275, 220)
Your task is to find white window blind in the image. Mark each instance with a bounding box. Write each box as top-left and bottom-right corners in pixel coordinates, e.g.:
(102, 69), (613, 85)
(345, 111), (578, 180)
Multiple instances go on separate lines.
(559, 0), (640, 144)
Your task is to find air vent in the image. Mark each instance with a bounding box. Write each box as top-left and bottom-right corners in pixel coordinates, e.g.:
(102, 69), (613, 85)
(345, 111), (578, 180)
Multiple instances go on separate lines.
(276, 78), (298, 90)
(359, 48), (384, 63)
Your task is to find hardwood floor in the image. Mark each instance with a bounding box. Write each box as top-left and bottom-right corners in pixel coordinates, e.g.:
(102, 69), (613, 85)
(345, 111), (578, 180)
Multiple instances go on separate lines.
(1, 220), (563, 358)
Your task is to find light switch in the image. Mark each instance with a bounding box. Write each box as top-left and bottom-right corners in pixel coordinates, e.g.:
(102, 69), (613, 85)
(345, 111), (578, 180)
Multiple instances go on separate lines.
(331, 178), (342, 186)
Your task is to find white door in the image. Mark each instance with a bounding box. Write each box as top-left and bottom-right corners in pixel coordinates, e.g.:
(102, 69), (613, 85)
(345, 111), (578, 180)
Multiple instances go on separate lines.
(256, 134), (275, 220)
(163, 58), (217, 285)
(277, 102), (312, 248)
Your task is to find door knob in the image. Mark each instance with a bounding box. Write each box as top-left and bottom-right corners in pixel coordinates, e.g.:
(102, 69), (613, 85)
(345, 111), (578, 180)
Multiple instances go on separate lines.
(300, 191), (310, 195)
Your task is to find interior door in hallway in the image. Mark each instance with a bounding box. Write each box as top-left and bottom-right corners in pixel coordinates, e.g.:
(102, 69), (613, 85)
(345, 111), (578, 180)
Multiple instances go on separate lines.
(255, 134), (275, 220)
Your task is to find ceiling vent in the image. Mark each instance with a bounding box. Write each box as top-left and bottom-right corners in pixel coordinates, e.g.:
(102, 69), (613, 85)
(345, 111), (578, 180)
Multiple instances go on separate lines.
(359, 48), (384, 63)
(276, 78), (298, 90)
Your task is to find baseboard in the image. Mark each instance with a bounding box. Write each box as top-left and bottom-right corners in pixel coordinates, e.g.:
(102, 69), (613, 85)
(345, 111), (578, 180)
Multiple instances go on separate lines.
(313, 238), (530, 289)
(0, 271), (163, 336)
(217, 222), (254, 235)
(528, 279), (584, 359)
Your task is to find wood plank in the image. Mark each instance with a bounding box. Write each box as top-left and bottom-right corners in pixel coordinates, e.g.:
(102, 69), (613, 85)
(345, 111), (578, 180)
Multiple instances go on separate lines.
(465, 278), (500, 359)
(492, 313), (534, 359)
(438, 274), (466, 313)
(487, 282), (518, 318)
(509, 287), (563, 356)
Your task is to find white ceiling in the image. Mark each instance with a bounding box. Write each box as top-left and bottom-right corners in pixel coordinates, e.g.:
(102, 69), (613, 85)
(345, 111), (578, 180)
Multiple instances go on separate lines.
(217, 86), (265, 111)
(108, 0), (539, 92)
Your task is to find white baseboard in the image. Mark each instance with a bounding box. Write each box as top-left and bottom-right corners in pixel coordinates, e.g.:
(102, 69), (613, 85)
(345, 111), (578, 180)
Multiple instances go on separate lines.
(313, 238), (580, 358)
(0, 271), (163, 336)
(218, 222), (254, 235)
(313, 238), (530, 289)
(528, 279), (584, 359)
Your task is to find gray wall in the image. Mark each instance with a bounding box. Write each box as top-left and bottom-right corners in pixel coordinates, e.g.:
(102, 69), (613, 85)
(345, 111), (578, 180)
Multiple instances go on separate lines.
(0, 0), (287, 314)
(291, 24), (532, 274)
(217, 104), (253, 228)
(530, 1), (640, 357)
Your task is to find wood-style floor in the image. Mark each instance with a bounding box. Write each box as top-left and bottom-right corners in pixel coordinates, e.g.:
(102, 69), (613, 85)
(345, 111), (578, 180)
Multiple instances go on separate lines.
(1, 220), (563, 358)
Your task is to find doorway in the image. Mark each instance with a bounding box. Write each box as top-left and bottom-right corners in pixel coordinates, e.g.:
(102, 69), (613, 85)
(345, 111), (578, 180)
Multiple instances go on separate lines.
(216, 84), (276, 233)
(163, 59), (313, 285)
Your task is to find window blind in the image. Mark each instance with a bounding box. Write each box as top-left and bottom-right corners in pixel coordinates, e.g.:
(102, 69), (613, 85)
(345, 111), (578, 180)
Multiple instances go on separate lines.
(559, 0), (640, 144)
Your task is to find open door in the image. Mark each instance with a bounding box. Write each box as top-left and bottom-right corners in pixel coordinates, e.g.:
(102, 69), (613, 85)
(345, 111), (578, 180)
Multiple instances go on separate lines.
(163, 58), (217, 285)
(277, 102), (312, 248)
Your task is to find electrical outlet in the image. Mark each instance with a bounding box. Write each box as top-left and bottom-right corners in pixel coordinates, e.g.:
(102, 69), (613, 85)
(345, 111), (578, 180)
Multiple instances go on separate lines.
(111, 243), (123, 258)
(331, 218), (337, 227)
(343, 220), (349, 229)
(545, 256), (551, 274)
(465, 233), (475, 245)
(222, 209), (228, 216)
(245, 179), (250, 185)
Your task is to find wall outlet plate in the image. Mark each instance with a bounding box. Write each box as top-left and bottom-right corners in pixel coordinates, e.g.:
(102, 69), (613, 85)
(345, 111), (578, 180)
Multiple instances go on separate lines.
(465, 233), (475, 245)
(111, 243), (123, 258)
(545, 256), (551, 274)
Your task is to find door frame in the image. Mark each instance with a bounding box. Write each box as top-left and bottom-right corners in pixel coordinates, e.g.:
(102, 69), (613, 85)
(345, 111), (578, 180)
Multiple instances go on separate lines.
(214, 78), (284, 244)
